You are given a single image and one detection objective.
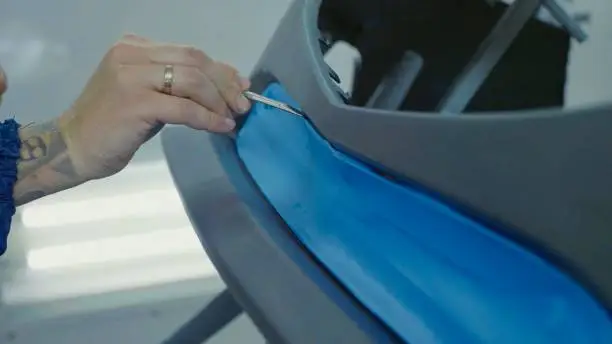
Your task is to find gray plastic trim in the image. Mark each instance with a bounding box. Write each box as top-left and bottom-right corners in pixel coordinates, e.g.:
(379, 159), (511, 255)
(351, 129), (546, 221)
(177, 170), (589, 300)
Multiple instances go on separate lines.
(253, 0), (612, 309)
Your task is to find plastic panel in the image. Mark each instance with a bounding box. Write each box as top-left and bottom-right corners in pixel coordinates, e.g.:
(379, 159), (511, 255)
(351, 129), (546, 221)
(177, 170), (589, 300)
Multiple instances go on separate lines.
(236, 83), (612, 344)
(253, 0), (612, 310)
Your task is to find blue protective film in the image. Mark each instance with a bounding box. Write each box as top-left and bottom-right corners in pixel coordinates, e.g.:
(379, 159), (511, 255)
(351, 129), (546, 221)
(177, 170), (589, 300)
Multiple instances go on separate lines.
(236, 83), (612, 344)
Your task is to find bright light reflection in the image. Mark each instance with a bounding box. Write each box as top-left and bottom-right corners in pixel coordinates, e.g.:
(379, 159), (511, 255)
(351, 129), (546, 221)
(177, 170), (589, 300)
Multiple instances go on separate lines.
(22, 189), (184, 229)
(27, 227), (202, 271)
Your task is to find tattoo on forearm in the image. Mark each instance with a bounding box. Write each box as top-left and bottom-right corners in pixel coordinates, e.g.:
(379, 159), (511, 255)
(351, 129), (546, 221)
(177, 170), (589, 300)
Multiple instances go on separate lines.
(13, 120), (80, 206)
(17, 120), (61, 177)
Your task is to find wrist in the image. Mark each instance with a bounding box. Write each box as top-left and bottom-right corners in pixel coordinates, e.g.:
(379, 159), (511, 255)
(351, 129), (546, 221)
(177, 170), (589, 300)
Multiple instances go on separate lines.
(13, 116), (86, 206)
(57, 110), (90, 184)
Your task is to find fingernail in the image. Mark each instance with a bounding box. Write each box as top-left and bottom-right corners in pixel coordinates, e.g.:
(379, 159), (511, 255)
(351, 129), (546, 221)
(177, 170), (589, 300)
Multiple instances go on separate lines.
(239, 77), (251, 90)
(223, 117), (236, 130)
(236, 94), (251, 113)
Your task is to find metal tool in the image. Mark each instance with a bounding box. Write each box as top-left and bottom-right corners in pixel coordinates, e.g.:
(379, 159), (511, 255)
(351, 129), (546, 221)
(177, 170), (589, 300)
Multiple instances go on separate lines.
(243, 91), (305, 117)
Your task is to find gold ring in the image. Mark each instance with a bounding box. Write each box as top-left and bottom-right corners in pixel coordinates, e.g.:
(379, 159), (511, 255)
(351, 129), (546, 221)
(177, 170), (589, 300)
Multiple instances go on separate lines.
(162, 65), (174, 95)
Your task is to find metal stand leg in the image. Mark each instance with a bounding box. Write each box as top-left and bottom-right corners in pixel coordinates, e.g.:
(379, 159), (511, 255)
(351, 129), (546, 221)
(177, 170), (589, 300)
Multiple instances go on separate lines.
(162, 288), (243, 344)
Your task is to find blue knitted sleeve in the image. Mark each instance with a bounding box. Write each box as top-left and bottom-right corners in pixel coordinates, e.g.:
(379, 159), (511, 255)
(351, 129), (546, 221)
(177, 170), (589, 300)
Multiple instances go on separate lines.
(0, 119), (20, 256)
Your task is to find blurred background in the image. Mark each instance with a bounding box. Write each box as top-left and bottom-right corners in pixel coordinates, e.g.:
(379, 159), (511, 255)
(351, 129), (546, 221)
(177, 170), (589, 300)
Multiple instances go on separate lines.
(0, 0), (610, 343)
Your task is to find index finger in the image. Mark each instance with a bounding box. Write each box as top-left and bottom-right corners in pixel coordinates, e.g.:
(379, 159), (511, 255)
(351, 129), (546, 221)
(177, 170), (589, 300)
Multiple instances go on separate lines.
(203, 62), (251, 114)
(135, 45), (251, 114)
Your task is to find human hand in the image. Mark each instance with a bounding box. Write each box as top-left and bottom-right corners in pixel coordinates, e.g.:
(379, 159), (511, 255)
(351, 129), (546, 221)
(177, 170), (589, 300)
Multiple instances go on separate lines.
(58, 34), (251, 182)
(0, 64), (7, 106)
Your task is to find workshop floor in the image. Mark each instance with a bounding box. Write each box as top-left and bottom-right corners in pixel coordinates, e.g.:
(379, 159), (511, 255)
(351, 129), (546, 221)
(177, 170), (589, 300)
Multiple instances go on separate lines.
(0, 0), (610, 343)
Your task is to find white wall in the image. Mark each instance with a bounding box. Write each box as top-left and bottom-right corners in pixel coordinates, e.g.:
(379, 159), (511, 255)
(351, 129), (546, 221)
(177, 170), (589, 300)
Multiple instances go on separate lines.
(565, 0), (612, 106)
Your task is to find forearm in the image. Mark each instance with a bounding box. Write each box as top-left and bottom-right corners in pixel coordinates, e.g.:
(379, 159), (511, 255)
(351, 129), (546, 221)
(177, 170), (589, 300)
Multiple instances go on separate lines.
(13, 119), (84, 206)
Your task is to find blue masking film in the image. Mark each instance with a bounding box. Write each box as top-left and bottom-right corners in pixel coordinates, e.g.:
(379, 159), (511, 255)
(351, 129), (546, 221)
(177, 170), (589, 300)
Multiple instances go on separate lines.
(236, 83), (612, 344)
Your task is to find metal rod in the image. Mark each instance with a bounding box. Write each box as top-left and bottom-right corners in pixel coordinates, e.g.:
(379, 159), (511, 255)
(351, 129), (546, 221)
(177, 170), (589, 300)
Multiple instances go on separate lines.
(243, 91), (305, 117)
(366, 51), (424, 110)
(437, 0), (541, 114)
(542, 0), (588, 42)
